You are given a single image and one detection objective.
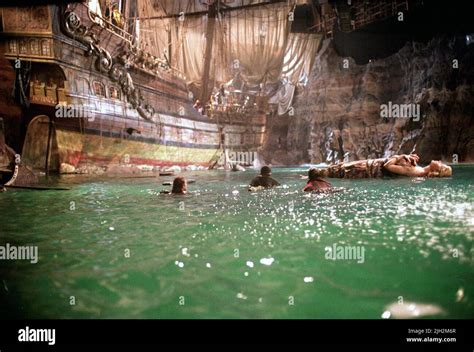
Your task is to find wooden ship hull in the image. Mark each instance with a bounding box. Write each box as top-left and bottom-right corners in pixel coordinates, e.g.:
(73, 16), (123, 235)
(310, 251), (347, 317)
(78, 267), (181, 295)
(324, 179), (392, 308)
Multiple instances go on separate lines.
(0, 3), (265, 174)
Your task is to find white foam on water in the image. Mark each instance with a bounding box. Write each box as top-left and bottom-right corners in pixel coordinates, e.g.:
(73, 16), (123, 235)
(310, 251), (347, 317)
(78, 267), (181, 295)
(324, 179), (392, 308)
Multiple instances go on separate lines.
(236, 293), (247, 300)
(260, 257), (274, 266)
(381, 311), (391, 319)
(455, 287), (464, 302)
(384, 301), (444, 319)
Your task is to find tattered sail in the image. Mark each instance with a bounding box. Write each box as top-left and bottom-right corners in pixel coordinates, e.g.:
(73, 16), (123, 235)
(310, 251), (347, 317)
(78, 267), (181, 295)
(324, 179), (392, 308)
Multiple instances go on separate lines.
(137, 0), (321, 107)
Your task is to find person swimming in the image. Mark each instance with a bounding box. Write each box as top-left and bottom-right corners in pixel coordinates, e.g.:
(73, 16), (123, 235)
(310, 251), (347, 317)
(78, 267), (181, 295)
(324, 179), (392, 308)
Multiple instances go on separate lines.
(231, 163), (245, 172)
(160, 177), (188, 195)
(249, 166), (280, 189)
(303, 168), (333, 192)
(171, 177), (187, 194)
(318, 154), (452, 179)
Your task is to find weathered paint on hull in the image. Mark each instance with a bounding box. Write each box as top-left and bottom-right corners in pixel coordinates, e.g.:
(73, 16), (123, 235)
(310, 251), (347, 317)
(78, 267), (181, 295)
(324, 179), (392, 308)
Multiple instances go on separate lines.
(55, 129), (221, 169)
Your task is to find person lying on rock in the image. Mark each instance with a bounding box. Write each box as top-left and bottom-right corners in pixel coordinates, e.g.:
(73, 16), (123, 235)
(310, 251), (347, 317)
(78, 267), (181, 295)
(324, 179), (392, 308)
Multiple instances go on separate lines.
(383, 155), (452, 177)
(249, 166), (280, 191)
(316, 154), (452, 179)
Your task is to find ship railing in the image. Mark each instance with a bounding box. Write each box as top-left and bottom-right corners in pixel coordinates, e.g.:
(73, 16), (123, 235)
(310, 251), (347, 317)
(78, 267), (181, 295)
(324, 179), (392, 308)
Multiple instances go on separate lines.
(69, 2), (185, 79)
(311, 0), (410, 38)
(68, 2), (134, 44)
(352, 0), (409, 29)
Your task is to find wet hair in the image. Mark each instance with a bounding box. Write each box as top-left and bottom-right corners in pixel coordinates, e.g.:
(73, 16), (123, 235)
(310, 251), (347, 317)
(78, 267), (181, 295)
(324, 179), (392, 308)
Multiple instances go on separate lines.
(260, 166), (272, 176)
(308, 168), (324, 181)
(428, 164), (452, 178)
(171, 177), (187, 194)
(440, 165), (453, 177)
(308, 168), (328, 180)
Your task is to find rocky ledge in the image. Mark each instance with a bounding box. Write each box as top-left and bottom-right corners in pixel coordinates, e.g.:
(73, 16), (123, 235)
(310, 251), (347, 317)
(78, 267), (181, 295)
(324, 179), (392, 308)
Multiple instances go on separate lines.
(262, 35), (474, 165)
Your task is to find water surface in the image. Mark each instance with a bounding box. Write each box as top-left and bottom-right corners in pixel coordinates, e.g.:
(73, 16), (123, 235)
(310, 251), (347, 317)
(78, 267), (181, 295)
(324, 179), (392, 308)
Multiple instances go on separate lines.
(0, 166), (473, 318)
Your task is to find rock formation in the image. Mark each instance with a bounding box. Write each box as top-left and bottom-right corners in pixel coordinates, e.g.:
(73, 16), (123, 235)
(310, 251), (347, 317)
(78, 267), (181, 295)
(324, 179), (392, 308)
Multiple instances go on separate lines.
(262, 35), (474, 165)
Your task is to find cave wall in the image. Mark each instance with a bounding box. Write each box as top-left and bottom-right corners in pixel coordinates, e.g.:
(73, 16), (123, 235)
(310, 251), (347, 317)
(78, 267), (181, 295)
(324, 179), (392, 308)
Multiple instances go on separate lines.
(262, 35), (474, 165)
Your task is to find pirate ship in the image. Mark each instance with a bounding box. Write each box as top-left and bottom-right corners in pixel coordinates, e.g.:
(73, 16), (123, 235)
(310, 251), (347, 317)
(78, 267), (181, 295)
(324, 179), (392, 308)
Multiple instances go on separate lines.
(0, 0), (415, 177)
(0, 1), (283, 175)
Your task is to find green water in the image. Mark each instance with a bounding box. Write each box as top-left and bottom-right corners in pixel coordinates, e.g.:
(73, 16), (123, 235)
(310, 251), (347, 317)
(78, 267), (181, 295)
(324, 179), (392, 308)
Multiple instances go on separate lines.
(0, 166), (473, 319)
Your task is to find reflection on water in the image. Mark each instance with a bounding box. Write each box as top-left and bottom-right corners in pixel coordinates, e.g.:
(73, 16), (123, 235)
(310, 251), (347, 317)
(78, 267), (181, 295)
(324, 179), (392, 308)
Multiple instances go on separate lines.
(0, 166), (473, 318)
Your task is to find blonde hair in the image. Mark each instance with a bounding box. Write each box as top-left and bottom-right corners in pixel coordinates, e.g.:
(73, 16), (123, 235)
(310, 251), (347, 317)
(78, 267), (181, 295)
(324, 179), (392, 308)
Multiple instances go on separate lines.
(428, 164), (452, 178)
(439, 164), (452, 177)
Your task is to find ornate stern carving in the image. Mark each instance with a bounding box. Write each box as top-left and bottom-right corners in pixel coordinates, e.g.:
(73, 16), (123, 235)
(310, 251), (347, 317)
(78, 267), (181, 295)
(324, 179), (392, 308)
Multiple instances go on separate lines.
(61, 10), (155, 121)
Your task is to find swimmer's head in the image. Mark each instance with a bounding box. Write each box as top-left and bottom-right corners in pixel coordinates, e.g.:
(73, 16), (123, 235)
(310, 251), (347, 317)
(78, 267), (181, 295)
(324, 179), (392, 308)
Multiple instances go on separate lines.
(172, 177), (187, 194)
(260, 166), (272, 176)
(308, 168), (327, 181)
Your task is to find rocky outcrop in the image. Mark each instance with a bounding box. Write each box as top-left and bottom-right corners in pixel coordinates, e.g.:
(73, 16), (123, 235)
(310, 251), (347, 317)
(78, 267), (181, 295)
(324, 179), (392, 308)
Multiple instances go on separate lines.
(262, 35), (474, 164)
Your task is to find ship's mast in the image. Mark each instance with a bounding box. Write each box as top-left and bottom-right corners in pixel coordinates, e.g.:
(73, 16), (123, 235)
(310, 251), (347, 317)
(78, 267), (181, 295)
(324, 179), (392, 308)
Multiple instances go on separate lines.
(200, 0), (218, 103)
